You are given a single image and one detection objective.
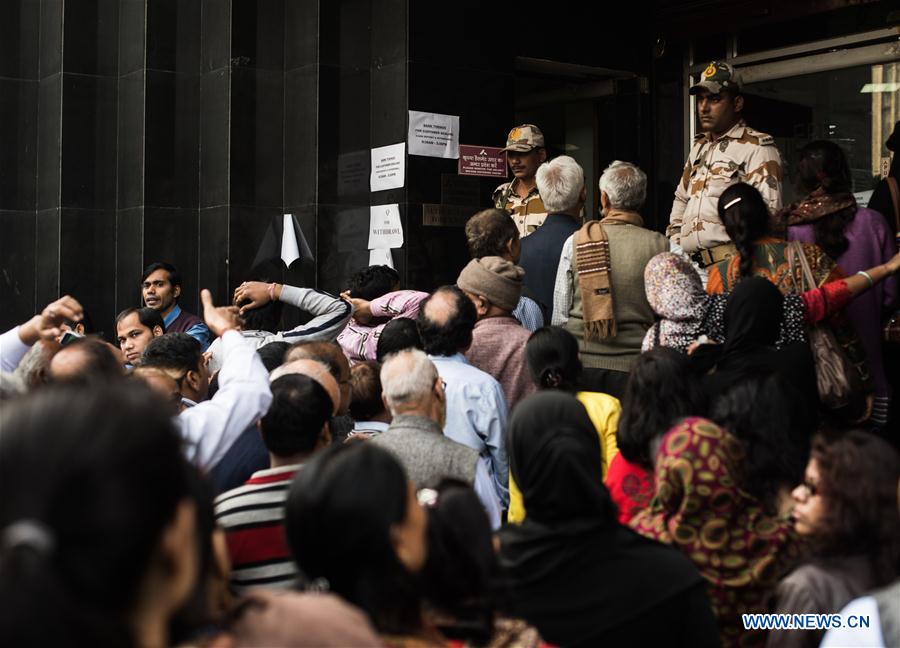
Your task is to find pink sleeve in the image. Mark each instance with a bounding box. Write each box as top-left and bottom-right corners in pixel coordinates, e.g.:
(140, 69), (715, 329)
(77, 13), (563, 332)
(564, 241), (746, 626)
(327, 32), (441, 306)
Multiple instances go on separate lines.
(369, 290), (430, 319)
(801, 280), (852, 324)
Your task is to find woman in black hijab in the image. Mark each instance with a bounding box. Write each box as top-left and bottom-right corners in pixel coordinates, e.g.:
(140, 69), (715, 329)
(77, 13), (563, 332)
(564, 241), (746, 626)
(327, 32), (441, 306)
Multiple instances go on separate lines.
(694, 276), (819, 436)
(497, 391), (720, 648)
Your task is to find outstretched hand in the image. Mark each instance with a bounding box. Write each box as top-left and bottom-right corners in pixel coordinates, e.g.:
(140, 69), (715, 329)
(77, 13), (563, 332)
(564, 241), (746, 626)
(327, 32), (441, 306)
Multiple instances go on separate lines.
(18, 295), (84, 345)
(201, 289), (243, 337)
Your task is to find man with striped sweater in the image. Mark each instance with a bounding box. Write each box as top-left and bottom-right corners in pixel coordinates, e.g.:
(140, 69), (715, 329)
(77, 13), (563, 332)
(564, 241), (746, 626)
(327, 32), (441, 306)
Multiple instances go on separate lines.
(214, 368), (337, 594)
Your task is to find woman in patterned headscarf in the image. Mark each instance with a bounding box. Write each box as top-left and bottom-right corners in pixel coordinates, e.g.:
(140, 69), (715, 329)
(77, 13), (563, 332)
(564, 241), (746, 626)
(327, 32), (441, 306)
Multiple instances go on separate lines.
(631, 417), (803, 647)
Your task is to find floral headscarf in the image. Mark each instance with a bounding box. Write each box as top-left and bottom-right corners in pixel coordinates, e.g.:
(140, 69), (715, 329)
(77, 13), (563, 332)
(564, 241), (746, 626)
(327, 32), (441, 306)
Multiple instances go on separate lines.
(631, 417), (803, 647)
(642, 253), (719, 353)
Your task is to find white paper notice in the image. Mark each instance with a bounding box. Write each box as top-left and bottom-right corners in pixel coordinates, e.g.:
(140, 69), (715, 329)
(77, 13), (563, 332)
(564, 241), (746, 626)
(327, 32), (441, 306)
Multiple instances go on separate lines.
(408, 110), (460, 159)
(370, 142), (406, 192)
(369, 248), (394, 269)
(368, 204), (404, 249)
(281, 213), (300, 267)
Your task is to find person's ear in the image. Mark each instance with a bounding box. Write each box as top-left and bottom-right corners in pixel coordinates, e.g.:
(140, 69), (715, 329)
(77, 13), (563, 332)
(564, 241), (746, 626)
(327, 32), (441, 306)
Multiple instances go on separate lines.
(152, 325), (164, 337)
(184, 369), (202, 394)
(580, 185), (587, 203)
(390, 523), (416, 571)
(74, 323), (86, 335)
(157, 498), (197, 610)
(475, 295), (490, 317)
(319, 421), (332, 447)
(733, 94), (744, 114)
(174, 284), (181, 300)
(537, 148), (547, 163)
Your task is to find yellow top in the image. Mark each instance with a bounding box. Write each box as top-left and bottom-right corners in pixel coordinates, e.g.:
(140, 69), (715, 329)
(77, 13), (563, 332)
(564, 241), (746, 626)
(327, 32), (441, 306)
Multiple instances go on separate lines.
(507, 391), (621, 523)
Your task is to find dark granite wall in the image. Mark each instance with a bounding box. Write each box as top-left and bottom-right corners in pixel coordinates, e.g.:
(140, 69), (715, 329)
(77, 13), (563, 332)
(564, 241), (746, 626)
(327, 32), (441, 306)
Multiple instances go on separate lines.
(0, 0), (657, 333)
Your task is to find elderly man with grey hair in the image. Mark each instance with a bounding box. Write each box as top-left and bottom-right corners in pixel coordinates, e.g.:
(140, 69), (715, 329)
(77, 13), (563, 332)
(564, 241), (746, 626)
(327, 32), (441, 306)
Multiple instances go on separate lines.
(517, 155), (586, 320)
(551, 160), (668, 399)
(372, 348), (501, 529)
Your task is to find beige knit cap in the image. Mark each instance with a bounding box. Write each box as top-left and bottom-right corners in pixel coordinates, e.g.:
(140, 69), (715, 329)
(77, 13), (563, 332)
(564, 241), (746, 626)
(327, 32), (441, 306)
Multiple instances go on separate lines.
(456, 256), (524, 312)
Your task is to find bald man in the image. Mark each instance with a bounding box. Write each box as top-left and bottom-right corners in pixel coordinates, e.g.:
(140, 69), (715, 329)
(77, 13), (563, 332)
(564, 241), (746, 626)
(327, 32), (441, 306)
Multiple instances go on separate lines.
(48, 338), (125, 385)
(416, 286), (510, 509)
(285, 341), (351, 416)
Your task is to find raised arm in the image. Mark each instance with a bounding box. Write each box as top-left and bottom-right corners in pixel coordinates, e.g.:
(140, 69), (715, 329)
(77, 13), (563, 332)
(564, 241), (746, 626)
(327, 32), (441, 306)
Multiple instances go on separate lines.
(1, 296), (83, 372)
(801, 251), (900, 324)
(233, 281), (353, 341)
(178, 290), (272, 471)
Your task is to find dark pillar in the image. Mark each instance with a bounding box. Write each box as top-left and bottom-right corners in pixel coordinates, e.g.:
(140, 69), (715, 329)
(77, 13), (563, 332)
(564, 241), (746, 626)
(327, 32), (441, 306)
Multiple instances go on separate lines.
(0, 0), (40, 328)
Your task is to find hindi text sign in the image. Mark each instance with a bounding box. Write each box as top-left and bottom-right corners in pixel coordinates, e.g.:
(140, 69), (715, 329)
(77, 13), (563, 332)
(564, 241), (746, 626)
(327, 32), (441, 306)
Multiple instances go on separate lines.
(458, 145), (507, 178)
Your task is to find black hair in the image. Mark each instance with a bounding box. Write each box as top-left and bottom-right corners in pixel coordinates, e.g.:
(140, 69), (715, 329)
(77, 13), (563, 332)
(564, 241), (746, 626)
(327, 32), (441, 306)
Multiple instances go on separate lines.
(797, 140), (855, 260)
(50, 338), (124, 385)
(235, 278), (283, 332)
(63, 309), (94, 335)
(141, 262), (182, 290)
(349, 361), (386, 421)
(711, 371), (806, 514)
(142, 333), (203, 374)
(261, 374), (333, 458)
(617, 347), (706, 469)
(810, 430), (900, 585)
(256, 341), (290, 374)
(524, 326), (582, 392)
(421, 480), (498, 645)
(417, 286), (477, 357)
(285, 442), (422, 635)
(115, 307), (165, 334)
(797, 140), (852, 196)
(347, 265), (400, 301)
(168, 469), (217, 646)
(376, 318), (423, 363)
(719, 182), (770, 280)
(465, 209), (519, 259)
(0, 384), (191, 646)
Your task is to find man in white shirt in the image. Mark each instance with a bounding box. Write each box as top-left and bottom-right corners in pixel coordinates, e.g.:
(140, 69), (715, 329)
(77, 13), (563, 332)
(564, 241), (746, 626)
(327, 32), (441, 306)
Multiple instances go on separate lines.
(139, 289), (272, 471)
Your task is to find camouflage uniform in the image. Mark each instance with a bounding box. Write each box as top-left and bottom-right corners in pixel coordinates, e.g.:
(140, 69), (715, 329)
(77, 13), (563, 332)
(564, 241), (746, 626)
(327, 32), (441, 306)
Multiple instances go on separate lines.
(494, 124), (548, 238)
(668, 61), (784, 264)
(492, 180), (547, 237)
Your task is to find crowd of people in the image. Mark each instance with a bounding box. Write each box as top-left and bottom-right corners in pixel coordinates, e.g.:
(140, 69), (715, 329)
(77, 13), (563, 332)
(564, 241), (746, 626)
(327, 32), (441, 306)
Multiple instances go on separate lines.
(1, 60), (900, 647)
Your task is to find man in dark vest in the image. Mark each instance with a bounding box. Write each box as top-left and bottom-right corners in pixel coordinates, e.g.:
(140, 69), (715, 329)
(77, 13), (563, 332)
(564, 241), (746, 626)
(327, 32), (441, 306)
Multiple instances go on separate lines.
(371, 348), (501, 529)
(517, 155), (585, 321)
(141, 262), (210, 350)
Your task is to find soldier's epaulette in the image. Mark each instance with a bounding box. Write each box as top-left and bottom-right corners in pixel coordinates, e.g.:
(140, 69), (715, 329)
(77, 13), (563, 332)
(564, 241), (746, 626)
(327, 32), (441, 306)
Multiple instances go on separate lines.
(747, 128), (775, 146)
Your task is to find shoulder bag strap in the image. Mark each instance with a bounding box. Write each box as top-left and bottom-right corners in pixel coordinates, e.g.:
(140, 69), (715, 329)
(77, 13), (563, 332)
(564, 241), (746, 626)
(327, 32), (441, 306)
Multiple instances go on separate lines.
(789, 241), (817, 292)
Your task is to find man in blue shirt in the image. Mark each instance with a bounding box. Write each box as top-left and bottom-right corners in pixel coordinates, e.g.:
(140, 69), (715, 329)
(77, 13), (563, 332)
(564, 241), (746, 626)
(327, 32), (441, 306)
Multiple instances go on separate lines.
(141, 262), (210, 350)
(417, 286), (510, 509)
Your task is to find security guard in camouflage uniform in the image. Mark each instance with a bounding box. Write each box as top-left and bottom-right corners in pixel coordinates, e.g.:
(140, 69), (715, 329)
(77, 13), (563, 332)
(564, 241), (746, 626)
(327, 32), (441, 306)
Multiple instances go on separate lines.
(493, 124), (548, 238)
(668, 61), (783, 276)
